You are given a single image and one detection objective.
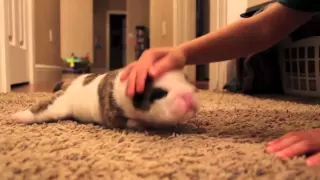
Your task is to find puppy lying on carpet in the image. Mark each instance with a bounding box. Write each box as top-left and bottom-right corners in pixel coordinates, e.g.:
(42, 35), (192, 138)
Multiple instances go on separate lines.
(12, 69), (199, 130)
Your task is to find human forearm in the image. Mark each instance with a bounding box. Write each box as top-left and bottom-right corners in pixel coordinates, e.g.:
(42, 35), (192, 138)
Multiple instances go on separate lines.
(177, 2), (315, 65)
(179, 18), (269, 65)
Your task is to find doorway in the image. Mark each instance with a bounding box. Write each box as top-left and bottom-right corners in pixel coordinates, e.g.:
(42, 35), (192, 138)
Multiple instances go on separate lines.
(107, 12), (126, 71)
(195, 0), (210, 84)
(0, 0), (34, 92)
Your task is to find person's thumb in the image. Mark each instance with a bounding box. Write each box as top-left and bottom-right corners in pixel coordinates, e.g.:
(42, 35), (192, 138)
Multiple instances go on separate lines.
(149, 57), (175, 78)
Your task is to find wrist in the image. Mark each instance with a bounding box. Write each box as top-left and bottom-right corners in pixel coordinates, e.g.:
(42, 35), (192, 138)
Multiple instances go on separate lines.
(171, 47), (188, 68)
(174, 45), (191, 66)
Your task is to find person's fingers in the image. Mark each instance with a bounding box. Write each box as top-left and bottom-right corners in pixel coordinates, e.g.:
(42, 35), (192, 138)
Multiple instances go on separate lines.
(126, 69), (137, 97)
(267, 139), (281, 146)
(120, 62), (136, 81)
(122, 47), (174, 95)
(267, 131), (299, 146)
(275, 140), (313, 159)
(149, 57), (175, 78)
(267, 133), (301, 153)
(136, 69), (147, 93)
(307, 152), (320, 167)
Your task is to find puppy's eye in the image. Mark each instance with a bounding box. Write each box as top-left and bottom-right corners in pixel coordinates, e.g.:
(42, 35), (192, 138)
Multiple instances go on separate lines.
(150, 88), (168, 102)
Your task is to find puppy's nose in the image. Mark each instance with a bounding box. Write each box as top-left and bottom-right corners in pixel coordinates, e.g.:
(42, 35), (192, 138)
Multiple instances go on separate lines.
(179, 92), (197, 110)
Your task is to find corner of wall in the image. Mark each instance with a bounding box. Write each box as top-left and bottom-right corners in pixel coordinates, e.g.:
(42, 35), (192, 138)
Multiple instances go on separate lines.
(34, 0), (62, 84)
(34, 65), (62, 83)
(126, 0), (150, 65)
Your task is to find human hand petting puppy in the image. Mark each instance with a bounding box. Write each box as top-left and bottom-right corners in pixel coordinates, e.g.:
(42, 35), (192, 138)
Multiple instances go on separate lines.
(119, 1), (320, 168)
(267, 128), (320, 167)
(120, 47), (186, 97)
(121, 48), (320, 168)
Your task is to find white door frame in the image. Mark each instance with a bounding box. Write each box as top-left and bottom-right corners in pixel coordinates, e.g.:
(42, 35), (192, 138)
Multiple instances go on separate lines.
(106, 10), (127, 71)
(209, 0), (228, 91)
(0, 0), (35, 92)
(209, 0), (250, 91)
(0, 0), (10, 92)
(173, 0), (197, 83)
(27, 0), (35, 84)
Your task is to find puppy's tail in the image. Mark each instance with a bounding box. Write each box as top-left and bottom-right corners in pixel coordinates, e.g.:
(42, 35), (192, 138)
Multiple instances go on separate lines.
(53, 81), (71, 93)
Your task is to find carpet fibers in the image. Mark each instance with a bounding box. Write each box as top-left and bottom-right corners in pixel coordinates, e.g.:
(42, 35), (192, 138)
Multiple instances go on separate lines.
(1, 91), (320, 180)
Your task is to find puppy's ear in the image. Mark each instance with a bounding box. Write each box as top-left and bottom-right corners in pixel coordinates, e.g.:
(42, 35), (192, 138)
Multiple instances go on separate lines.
(132, 74), (154, 111)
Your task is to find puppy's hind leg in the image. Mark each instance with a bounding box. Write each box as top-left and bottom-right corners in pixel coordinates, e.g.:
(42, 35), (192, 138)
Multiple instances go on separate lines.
(12, 91), (72, 124)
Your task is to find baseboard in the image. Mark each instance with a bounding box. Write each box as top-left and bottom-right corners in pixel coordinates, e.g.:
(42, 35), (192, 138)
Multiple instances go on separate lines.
(35, 64), (63, 70)
(34, 64), (62, 83)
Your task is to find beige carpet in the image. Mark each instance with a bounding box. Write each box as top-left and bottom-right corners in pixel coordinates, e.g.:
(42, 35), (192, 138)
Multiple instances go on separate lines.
(1, 91), (320, 180)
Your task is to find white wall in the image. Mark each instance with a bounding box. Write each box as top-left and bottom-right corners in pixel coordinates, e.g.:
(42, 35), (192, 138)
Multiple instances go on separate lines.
(227, 0), (248, 24)
(60, 0), (93, 62)
(126, 0), (149, 64)
(248, 0), (270, 7)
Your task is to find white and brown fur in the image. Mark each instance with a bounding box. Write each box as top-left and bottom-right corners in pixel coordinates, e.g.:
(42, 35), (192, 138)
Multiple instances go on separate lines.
(12, 68), (199, 130)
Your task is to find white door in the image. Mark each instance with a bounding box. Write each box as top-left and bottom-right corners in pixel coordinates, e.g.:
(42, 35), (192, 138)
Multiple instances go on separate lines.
(6, 0), (30, 85)
(0, 0), (10, 92)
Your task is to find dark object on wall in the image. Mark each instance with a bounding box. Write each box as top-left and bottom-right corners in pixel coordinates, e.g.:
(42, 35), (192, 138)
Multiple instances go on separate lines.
(224, 1), (284, 95)
(135, 26), (150, 60)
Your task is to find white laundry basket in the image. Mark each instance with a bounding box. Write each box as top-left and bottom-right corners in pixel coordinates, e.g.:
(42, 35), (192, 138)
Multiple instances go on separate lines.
(278, 36), (320, 97)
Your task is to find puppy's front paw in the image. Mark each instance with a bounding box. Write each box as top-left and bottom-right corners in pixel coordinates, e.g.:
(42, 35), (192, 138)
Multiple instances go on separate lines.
(12, 110), (36, 124)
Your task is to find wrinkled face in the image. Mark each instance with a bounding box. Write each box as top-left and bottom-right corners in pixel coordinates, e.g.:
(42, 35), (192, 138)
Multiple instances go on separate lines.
(113, 69), (200, 127)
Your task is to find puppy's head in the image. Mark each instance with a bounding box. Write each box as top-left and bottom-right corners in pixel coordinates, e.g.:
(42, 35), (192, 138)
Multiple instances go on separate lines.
(113, 69), (199, 127)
